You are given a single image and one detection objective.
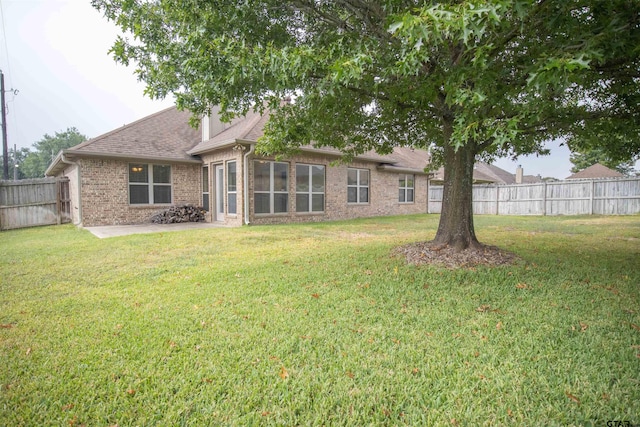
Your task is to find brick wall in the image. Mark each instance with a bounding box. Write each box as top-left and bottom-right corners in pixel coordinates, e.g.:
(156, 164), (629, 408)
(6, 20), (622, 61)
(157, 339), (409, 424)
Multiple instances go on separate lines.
(248, 152), (428, 225)
(75, 152), (427, 227)
(79, 158), (201, 226)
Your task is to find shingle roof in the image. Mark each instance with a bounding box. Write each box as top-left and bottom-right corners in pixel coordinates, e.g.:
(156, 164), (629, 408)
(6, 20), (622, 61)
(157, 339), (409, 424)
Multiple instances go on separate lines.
(566, 163), (625, 179)
(47, 105), (430, 175)
(190, 108), (430, 171)
(521, 174), (543, 184)
(477, 162), (518, 184)
(295, 145), (429, 172)
(188, 108), (269, 155)
(68, 107), (201, 162)
(430, 161), (517, 184)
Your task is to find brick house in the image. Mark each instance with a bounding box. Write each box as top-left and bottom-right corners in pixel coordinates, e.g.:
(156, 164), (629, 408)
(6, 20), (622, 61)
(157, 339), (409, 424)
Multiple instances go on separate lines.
(46, 106), (431, 227)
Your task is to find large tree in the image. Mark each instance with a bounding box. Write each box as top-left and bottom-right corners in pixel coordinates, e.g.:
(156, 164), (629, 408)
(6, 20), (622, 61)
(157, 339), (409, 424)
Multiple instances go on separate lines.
(0, 146), (30, 180)
(93, 0), (640, 251)
(21, 128), (87, 178)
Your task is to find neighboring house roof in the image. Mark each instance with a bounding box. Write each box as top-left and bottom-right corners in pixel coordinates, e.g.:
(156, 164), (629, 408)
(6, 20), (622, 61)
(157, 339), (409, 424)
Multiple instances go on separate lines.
(431, 161), (543, 184)
(521, 174), (544, 184)
(566, 163), (625, 179)
(46, 105), (430, 176)
(474, 162), (518, 184)
(431, 162), (512, 184)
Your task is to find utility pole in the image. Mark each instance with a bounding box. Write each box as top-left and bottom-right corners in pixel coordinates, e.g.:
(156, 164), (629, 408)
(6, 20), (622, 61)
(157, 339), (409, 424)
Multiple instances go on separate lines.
(1, 69), (8, 180)
(13, 144), (18, 181)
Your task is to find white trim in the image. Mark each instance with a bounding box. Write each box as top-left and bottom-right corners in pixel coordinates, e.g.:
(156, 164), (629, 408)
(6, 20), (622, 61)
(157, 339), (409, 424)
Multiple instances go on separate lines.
(295, 163), (325, 213)
(244, 145), (255, 225)
(347, 168), (370, 204)
(128, 163), (172, 205)
(254, 160), (289, 215)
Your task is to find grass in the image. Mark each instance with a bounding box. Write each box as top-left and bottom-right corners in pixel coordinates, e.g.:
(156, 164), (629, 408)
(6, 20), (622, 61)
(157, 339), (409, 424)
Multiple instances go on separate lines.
(1, 214), (639, 426)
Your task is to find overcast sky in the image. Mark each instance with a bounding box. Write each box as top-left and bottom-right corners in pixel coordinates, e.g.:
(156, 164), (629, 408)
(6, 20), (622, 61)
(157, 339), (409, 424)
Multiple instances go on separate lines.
(0, 0), (604, 180)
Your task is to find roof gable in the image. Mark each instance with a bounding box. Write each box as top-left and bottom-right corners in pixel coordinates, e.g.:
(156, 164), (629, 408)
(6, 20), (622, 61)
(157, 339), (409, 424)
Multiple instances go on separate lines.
(566, 163), (625, 179)
(68, 107), (201, 162)
(474, 162), (516, 184)
(188, 108), (268, 154)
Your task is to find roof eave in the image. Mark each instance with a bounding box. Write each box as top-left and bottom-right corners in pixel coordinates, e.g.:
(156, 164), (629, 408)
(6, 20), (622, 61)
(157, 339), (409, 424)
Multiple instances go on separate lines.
(376, 164), (431, 175)
(52, 149), (202, 165)
(45, 150), (69, 177)
(298, 146), (402, 165)
(187, 139), (255, 155)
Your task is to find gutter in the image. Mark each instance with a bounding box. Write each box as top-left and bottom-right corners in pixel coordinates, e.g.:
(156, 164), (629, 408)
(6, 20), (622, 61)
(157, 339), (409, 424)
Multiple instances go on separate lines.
(57, 150), (203, 165)
(243, 143), (255, 225)
(376, 164), (431, 175)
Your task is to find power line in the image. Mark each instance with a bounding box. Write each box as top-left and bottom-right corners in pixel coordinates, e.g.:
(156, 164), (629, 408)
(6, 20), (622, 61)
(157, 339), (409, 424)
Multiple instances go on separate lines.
(0, 0), (14, 81)
(1, 69), (8, 179)
(0, 0), (25, 152)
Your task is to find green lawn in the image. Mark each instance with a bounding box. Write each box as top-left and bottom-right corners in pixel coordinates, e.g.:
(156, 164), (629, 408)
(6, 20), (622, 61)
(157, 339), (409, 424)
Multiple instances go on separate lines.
(1, 215), (639, 426)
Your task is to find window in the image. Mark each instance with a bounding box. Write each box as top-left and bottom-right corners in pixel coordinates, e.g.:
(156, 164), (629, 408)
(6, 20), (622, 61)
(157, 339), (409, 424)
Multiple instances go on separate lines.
(347, 168), (369, 203)
(202, 166), (209, 211)
(129, 164), (171, 205)
(399, 174), (415, 203)
(227, 161), (237, 214)
(296, 164), (325, 213)
(254, 160), (288, 214)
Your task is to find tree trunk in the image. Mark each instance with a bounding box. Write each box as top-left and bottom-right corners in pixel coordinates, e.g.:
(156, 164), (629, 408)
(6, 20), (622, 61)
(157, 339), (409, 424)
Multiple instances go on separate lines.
(433, 138), (481, 252)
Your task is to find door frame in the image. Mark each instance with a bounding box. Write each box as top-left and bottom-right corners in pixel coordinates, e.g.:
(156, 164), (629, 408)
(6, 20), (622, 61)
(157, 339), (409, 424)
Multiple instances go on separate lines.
(215, 164), (225, 222)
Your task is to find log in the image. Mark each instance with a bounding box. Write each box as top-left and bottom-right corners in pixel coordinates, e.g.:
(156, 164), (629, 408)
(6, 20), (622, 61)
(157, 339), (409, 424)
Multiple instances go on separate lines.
(150, 204), (207, 224)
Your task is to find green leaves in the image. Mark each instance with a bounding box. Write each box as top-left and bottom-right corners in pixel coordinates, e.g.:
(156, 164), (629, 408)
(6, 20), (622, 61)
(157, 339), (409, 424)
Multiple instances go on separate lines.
(20, 128), (87, 178)
(388, 1), (508, 50)
(526, 54), (592, 90)
(93, 0), (640, 174)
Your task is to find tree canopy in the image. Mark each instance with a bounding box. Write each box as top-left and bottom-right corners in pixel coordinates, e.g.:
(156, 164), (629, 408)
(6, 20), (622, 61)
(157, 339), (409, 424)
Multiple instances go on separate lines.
(20, 128), (87, 178)
(93, 0), (640, 251)
(0, 146), (30, 180)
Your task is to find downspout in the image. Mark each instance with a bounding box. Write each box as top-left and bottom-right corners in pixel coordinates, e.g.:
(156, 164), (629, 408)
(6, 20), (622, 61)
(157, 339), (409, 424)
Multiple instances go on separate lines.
(60, 153), (82, 227)
(243, 143), (255, 225)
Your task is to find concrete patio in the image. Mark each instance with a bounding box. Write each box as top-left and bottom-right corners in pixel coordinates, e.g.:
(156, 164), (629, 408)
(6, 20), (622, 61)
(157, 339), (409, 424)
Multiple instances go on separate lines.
(84, 222), (228, 238)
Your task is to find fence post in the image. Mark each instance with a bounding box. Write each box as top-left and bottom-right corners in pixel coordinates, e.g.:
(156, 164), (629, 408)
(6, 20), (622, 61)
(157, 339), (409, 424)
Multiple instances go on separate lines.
(495, 185), (499, 215)
(0, 181), (4, 230)
(56, 179), (62, 225)
(589, 180), (595, 215)
(542, 182), (547, 216)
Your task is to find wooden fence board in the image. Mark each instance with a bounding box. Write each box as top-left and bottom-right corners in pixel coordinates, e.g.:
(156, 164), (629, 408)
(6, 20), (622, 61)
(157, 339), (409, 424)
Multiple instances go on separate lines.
(0, 178), (71, 230)
(428, 177), (640, 216)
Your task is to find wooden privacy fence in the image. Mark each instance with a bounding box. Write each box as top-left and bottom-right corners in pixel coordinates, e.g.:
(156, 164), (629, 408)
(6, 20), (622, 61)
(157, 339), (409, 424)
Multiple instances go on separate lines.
(0, 178), (71, 230)
(428, 177), (640, 216)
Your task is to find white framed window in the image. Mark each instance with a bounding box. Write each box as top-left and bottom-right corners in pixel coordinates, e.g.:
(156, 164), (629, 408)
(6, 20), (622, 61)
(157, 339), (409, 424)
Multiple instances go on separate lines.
(227, 161), (237, 215)
(129, 164), (172, 205)
(254, 160), (288, 214)
(399, 174), (414, 203)
(296, 164), (325, 213)
(202, 166), (209, 211)
(347, 168), (369, 204)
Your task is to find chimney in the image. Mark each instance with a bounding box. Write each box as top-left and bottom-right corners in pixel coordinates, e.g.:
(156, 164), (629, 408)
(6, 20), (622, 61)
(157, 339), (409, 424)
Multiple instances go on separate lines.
(515, 165), (523, 184)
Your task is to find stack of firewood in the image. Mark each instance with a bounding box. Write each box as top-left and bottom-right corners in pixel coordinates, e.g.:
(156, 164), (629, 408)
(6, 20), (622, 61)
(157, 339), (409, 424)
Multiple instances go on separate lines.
(150, 204), (207, 224)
